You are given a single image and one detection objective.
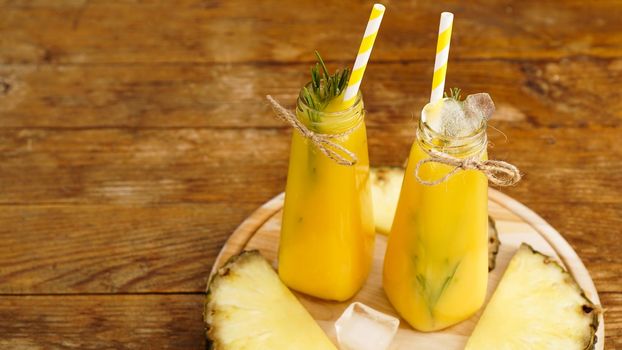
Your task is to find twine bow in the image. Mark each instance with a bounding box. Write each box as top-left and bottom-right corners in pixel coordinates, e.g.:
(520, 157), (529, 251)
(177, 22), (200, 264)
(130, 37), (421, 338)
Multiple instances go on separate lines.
(267, 95), (359, 166)
(415, 147), (521, 186)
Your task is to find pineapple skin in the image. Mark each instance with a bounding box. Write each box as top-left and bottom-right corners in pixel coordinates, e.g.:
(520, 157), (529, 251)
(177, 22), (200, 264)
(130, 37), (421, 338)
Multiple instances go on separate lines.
(466, 244), (600, 350)
(204, 250), (337, 350)
(521, 244), (600, 350)
(487, 216), (500, 272)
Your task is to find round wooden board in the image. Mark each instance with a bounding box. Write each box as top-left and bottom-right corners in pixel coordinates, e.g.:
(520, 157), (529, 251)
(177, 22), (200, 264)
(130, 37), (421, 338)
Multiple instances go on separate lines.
(212, 189), (605, 349)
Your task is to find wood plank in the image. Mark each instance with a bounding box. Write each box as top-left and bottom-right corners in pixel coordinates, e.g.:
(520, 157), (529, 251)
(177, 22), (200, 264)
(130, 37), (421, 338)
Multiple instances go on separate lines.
(0, 203), (255, 293)
(1, 0), (622, 65)
(0, 294), (205, 350)
(0, 128), (290, 205)
(0, 127), (620, 206)
(1, 58), (621, 128)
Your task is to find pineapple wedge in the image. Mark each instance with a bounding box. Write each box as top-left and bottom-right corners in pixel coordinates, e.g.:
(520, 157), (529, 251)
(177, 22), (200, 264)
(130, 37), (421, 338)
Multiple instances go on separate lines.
(370, 166), (500, 271)
(370, 166), (404, 235)
(205, 251), (337, 350)
(466, 244), (600, 350)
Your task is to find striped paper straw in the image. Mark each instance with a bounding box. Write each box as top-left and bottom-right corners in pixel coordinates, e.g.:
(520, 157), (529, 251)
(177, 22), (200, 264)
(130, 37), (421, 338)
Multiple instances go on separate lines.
(342, 3), (386, 107)
(430, 12), (454, 103)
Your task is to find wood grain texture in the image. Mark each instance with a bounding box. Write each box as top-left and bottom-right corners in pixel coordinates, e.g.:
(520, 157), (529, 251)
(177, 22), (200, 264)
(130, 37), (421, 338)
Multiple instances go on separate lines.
(0, 295), (205, 350)
(601, 293), (622, 349)
(0, 0), (620, 348)
(1, 59), (621, 128)
(1, 0), (622, 65)
(0, 127), (620, 205)
(0, 204), (255, 293)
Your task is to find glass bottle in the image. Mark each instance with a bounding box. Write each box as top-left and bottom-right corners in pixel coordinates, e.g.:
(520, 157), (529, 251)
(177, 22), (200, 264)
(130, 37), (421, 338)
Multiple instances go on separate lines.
(383, 99), (489, 331)
(278, 87), (374, 301)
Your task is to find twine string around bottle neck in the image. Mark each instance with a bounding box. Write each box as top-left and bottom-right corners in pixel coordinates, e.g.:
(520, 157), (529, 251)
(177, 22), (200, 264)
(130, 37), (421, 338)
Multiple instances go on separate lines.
(414, 147), (522, 186)
(267, 95), (360, 166)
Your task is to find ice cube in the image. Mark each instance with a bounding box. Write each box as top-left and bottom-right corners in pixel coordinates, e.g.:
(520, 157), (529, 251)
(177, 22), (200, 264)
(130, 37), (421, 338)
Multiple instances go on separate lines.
(422, 94), (495, 138)
(422, 98), (461, 135)
(334, 302), (400, 350)
(438, 98), (470, 137)
(423, 98), (471, 137)
(464, 93), (495, 122)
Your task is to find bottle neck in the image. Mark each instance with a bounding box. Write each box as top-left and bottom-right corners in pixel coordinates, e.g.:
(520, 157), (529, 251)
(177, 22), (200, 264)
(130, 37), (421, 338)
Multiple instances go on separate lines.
(417, 118), (487, 157)
(295, 85), (365, 134)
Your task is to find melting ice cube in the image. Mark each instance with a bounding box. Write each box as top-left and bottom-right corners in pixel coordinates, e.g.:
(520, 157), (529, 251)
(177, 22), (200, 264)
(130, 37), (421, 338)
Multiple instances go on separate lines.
(422, 93), (495, 138)
(334, 302), (400, 350)
(464, 93), (495, 123)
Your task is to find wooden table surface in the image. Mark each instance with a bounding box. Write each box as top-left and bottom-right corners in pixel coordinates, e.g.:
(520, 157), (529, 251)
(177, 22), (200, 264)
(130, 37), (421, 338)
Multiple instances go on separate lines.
(0, 0), (620, 349)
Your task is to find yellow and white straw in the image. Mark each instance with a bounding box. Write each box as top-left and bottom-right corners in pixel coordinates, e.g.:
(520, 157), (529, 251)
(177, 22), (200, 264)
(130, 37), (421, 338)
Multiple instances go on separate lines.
(342, 3), (385, 107)
(430, 12), (454, 103)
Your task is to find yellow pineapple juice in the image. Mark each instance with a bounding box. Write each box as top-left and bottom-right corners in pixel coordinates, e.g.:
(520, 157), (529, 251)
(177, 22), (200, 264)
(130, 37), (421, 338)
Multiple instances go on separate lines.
(278, 89), (374, 301)
(383, 98), (489, 331)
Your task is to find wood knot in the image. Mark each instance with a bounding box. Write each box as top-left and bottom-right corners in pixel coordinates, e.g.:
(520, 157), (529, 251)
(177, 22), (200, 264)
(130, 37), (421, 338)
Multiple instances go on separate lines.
(0, 79), (11, 95)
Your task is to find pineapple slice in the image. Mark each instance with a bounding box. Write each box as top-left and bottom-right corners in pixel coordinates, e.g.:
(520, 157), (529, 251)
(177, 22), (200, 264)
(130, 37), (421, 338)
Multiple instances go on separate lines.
(466, 244), (600, 350)
(370, 166), (404, 235)
(370, 166), (500, 271)
(205, 251), (337, 350)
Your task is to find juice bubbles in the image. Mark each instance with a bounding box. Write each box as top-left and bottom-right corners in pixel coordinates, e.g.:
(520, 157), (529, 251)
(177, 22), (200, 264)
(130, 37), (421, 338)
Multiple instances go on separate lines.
(383, 96), (491, 331)
(278, 89), (374, 301)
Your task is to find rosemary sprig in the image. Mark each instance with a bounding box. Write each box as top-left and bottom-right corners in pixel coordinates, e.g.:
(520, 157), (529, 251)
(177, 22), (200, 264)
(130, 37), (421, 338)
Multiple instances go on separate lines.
(301, 51), (351, 122)
(444, 87), (463, 102)
(415, 260), (462, 319)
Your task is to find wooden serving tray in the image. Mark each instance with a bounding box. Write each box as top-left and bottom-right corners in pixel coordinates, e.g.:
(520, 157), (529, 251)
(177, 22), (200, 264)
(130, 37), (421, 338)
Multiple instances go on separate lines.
(212, 189), (605, 349)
